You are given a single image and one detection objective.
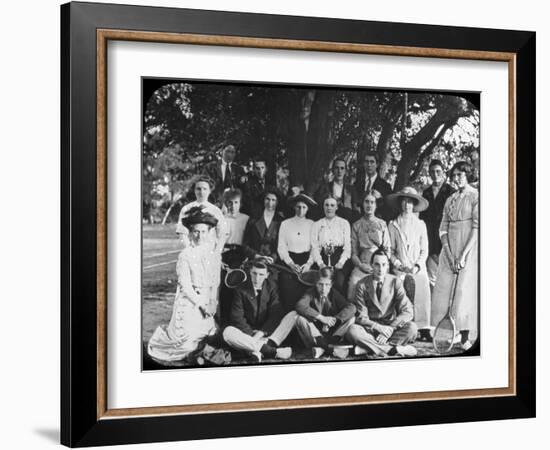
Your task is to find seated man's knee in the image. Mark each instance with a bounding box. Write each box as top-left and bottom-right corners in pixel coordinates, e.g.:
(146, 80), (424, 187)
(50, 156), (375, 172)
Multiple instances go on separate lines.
(222, 326), (238, 342)
(346, 323), (364, 339)
(284, 310), (298, 321)
(295, 315), (310, 327)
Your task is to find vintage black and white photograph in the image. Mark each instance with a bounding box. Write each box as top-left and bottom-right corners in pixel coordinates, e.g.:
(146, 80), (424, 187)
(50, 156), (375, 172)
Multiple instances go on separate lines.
(141, 78), (480, 370)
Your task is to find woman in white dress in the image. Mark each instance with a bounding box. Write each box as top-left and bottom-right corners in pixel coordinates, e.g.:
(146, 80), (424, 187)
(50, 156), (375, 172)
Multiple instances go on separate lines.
(277, 193), (316, 312)
(431, 161), (479, 350)
(147, 208), (221, 363)
(310, 195), (351, 295)
(176, 175), (228, 253)
(347, 190), (390, 299)
(386, 186), (431, 340)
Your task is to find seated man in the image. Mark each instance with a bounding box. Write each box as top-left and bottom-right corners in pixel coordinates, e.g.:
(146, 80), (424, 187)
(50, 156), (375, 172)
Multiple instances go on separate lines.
(223, 261), (297, 362)
(346, 248), (418, 357)
(295, 267), (356, 358)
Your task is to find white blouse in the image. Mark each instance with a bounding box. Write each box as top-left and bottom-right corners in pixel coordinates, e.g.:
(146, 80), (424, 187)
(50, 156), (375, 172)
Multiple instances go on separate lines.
(176, 244), (221, 306)
(277, 217), (314, 265)
(224, 212), (249, 245)
(310, 216), (351, 267)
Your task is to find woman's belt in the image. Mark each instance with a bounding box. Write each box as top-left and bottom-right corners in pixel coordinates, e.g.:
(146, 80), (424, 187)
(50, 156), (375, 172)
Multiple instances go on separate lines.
(288, 251), (310, 265)
(448, 218), (473, 223)
(192, 286), (210, 295)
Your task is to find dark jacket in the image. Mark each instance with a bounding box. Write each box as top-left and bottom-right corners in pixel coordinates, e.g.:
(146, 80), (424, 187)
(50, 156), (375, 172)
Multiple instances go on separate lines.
(419, 182), (455, 255)
(295, 287), (356, 325)
(242, 213), (282, 262)
(314, 181), (359, 223)
(354, 175), (394, 222)
(228, 279), (283, 336)
(203, 159), (245, 204)
(242, 176), (277, 217)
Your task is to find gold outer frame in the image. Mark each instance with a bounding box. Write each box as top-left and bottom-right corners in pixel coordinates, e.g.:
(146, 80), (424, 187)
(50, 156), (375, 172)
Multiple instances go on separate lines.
(96, 29), (516, 420)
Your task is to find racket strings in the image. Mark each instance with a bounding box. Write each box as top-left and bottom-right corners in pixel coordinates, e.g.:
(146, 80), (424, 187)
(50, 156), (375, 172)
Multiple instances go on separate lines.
(433, 317), (456, 353)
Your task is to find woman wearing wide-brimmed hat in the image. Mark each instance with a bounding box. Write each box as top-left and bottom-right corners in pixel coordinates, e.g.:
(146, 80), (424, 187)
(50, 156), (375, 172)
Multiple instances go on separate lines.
(386, 186), (432, 340)
(277, 193), (317, 311)
(148, 207), (220, 363)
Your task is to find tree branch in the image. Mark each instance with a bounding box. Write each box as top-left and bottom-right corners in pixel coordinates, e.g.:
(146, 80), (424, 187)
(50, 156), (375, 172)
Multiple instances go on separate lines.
(409, 122), (451, 181)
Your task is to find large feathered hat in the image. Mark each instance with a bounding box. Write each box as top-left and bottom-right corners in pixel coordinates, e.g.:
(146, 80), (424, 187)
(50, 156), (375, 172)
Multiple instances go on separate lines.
(181, 205), (218, 228)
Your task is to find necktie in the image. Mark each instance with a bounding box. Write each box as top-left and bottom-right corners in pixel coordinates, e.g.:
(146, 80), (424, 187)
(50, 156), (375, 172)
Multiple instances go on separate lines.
(223, 164), (231, 188)
(366, 176), (372, 192)
(376, 281), (382, 300)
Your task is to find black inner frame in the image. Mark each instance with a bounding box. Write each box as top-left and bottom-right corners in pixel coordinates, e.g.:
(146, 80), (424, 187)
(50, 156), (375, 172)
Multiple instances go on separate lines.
(61, 1), (535, 447)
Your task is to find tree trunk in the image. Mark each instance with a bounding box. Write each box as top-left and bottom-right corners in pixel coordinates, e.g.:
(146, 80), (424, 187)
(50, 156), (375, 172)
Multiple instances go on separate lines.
(376, 117), (400, 179)
(161, 202), (176, 225)
(285, 90), (311, 190)
(303, 91), (337, 195)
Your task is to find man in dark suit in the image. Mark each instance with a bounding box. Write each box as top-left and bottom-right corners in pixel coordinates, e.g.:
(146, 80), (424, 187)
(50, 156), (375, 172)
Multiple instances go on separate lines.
(295, 267), (356, 358)
(346, 249), (418, 357)
(314, 157), (359, 223)
(242, 159), (272, 217)
(419, 159), (456, 289)
(203, 144), (245, 205)
(222, 262), (297, 362)
(354, 152), (393, 221)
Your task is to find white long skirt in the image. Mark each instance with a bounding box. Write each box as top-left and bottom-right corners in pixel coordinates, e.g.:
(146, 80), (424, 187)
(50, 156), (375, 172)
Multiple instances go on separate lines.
(148, 290), (217, 362)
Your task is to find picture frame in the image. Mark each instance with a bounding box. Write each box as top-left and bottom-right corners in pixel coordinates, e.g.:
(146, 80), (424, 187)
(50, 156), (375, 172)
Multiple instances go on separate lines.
(60, 1), (535, 447)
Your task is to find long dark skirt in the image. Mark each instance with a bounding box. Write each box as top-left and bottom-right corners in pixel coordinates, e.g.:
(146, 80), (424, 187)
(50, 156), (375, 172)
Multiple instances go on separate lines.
(279, 251), (310, 313)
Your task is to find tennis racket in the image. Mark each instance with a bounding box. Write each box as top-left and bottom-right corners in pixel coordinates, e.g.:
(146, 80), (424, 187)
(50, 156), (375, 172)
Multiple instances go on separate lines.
(433, 270), (460, 354)
(268, 262), (318, 286)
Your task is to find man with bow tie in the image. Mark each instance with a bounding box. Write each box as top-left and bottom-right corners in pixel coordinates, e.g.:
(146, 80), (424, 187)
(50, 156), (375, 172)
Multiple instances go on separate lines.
(222, 261), (297, 362)
(346, 248), (418, 357)
(295, 267), (356, 359)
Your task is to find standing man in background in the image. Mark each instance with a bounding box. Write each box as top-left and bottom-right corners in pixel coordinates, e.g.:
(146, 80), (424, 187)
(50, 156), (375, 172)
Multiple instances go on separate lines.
(355, 152), (393, 221)
(315, 157), (358, 223)
(243, 159), (271, 218)
(419, 159), (455, 290)
(204, 144), (245, 206)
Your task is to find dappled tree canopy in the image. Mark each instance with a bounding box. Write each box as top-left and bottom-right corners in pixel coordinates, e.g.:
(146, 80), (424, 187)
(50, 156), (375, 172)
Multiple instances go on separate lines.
(143, 80), (479, 223)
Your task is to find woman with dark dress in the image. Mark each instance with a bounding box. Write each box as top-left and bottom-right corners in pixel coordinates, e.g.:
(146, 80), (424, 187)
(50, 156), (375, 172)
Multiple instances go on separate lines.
(277, 194), (317, 312)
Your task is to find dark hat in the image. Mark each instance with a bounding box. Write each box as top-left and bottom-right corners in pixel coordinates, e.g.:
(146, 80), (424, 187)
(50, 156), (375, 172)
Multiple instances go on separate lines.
(287, 193), (317, 209)
(386, 186), (429, 212)
(181, 206), (218, 228)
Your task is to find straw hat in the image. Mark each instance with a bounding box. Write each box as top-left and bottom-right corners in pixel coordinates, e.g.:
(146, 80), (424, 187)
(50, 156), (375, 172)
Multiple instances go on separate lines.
(386, 186), (429, 212)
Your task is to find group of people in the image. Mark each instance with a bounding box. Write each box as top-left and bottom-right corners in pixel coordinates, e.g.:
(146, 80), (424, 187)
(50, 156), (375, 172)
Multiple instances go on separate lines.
(147, 144), (479, 364)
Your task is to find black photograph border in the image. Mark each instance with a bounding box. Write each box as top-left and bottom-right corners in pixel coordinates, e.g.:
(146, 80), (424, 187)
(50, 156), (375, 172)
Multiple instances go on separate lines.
(61, 1), (535, 447)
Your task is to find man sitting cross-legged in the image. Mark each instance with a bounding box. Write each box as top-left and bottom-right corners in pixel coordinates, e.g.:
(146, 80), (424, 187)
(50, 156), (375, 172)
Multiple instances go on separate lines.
(295, 267), (356, 358)
(223, 261), (297, 362)
(346, 248), (418, 358)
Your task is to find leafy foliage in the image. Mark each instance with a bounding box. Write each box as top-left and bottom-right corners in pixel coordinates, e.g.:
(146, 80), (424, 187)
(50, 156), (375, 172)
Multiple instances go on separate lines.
(142, 82), (479, 223)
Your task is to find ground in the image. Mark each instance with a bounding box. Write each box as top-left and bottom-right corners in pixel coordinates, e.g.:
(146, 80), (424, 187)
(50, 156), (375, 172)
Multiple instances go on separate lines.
(142, 224), (471, 370)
